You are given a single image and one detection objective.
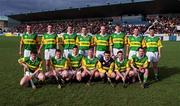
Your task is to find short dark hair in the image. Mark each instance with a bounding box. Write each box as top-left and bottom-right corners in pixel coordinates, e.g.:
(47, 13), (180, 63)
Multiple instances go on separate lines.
(115, 24), (121, 27)
(82, 26), (87, 29)
(138, 47), (144, 51)
(30, 50), (37, 54)
(67, 25), (73, 28)
(56, 49), (61, 53)
(73, 45), (78, 49)
(104, 50), (110, 54)
(117, 50), (123, 54)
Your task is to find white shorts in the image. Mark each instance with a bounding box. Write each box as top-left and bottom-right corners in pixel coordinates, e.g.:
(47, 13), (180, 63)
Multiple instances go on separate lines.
(146, 52), (159, 62)
(63, 49), (73, 58)
(44, 49), (56, 60)
(24, 49), (31, 57)
(96, 51), (104, 59)
(79, 50), (88, 56)
(24, 71), (39, 78)
(68, 70), (82, 77)
(112, 48), (124, 56)
(128, 50), (137, 59)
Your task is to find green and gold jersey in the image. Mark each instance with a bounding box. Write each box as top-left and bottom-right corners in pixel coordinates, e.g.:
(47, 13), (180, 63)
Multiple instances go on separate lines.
(94, 34), (110, 51)
(130, 54), (148, 68)
(82, 57), (100, 70)
(143, 36), (163, 52)
(18, 57), (42, 72)
(76, 34), (93, 50)
(115, 59), (130, 72)
(20, 32), (38, 50)
(127, 35), (143, 51)
(68, 54), (83, 69)
(110, 32), (127, 49)
(41, 33), (58, 49)
(62, 33), (77, 49)
(50, 57), (68, 70)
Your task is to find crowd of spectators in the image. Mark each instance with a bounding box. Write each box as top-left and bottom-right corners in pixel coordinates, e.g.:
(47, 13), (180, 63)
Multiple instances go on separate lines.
(10, 15), (180, 35)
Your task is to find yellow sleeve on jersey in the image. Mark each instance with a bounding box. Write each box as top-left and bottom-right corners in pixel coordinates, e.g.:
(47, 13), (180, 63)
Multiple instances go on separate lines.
(41, 36), (44, 45)
(98, 61), (106, 73)
(56, 36), (59, 45)
(75, 36), (79, 46)
(114, 63), (120, 72)
(93, 36), (97, 46)
(20, 36), (23, 44)
(18, 57), (25, 64)
(109, 36), (113, 46)
(126, 60), (130, 68)
(108, 62), (115, 75)
(90, 36), (94, 47)
(143, 60), (148, 68)
(157, 39), (163, 48)
(64, 60), (68, 70)
(127, 37), (130, 46)
(124, 35), (128, 45)
(142, 39), (146, 48)
(81, 57), (86, 69)
(37, 61), (43, 71)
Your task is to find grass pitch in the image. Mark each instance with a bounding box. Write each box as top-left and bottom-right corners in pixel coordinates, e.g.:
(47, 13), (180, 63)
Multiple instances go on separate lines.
(0, 36), (180, 106)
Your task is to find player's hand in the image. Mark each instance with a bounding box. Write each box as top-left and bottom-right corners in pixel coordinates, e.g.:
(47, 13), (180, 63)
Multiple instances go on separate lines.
(37, 49), (41, 55)
(19, 51), (22, 56)
(126, 54), (129, 59)
(158, 53), (161, 59)
(133, 68), (138, 73)
(24, 65), (28, 70)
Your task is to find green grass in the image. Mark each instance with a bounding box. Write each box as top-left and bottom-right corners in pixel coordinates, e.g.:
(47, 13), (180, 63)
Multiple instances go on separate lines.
(0, 36), (180, 106)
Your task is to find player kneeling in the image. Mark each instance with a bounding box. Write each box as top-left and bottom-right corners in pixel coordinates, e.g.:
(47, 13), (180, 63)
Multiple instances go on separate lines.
(45, 50), (70, 82)
(99, 51), (115, 87)
(18, 51), (45, 89)
(114, 51), (133, 87)
(68, 46), (83, 82)
(130, 47), (149, 88)
(81, 48), (101, 85)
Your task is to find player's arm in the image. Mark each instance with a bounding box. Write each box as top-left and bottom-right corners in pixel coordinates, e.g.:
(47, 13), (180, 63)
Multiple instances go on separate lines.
(142, 59), (149, 69)
(142, 38), (147, 48)
(18, 58), (28, 69)
(130, 58), (138, 72)
(97, 61), (106, 73)
(109, 35), (113, 55)
(38, 36), (44, 54)
(56, 34), (59, 49)
(82, 58), (87, 69)
(35, 34), (40, 50)
(125, 60), (131, 76)
(19, 36), (24, 56)
(92, 36), (97, 55)
(125, 37), (130, 58)
(75, 36), (79, 46)
(157, 38), (163, 58)
(108, 62), (115, 75)
(32, 61), (43, 76)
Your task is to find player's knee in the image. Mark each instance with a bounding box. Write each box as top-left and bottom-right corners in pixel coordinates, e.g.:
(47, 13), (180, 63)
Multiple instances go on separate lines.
(129, 71), (134, 77)
(45, 72), (50, 77)
(62, 71), (68, 78)
(94, 71), (100, 78)
(100, 73), (105, 78)
(109, 72), (116, 78)
(115, 75), (120, 80)
(76, 76), (82, 81)
(38, 73), (45, 81)
(81, 71), (87, 78)
(144, 69), (148, 74)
